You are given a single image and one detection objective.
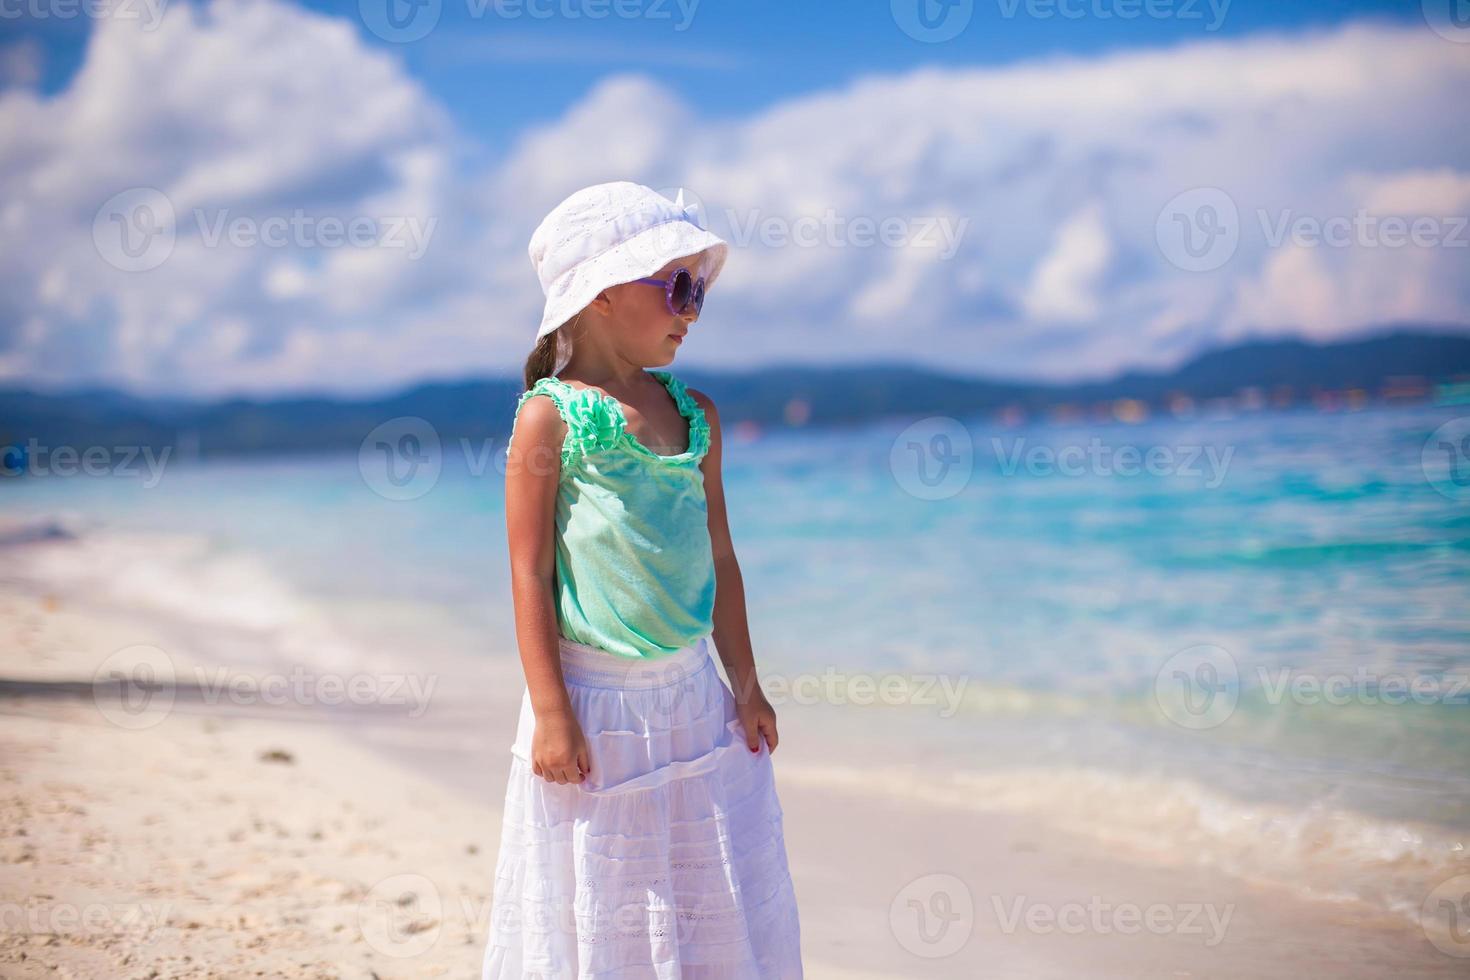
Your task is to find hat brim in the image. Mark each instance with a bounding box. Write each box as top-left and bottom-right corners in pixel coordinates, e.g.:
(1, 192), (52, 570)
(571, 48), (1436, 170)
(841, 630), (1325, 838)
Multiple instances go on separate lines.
(536, 223), (729, 340)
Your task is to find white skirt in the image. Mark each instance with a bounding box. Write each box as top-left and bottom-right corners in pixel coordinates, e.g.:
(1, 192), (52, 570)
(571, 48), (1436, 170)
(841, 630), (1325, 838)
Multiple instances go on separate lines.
(481, 633), (804, 979)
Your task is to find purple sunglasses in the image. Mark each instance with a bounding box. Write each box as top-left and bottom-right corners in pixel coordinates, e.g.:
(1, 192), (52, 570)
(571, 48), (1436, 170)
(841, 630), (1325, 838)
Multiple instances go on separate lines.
(633, 266), (706, 316)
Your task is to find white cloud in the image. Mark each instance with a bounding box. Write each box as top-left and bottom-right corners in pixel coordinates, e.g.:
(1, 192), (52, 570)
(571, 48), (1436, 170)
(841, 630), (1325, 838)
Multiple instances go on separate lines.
(1, 6), (1467, 396)
(1022, 203), (1112, 323)
(1356, 167), (1470, 216)
(1228, 245), (1339, 338)
(1223, 166), (1470, 340)
(0, 0), (466, 395)
(263, 261), (311, 300)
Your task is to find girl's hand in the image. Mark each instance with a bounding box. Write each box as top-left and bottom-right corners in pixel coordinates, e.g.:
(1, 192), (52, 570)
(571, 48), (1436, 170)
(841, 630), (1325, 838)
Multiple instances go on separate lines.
(736, 689), (781, 756)
(531, 709), (591, 785)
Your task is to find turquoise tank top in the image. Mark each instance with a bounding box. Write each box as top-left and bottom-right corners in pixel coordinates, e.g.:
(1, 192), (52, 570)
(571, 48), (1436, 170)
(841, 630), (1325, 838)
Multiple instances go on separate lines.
(505, 370), (717, 660)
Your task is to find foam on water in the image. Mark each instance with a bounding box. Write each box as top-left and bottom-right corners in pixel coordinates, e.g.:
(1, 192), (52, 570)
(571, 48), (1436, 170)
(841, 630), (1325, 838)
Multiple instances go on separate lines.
(1, 515), (366, 674)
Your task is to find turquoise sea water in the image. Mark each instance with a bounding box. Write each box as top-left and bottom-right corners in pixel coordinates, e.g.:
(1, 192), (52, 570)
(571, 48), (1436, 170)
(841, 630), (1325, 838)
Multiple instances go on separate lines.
(5, 402), (1468, 924)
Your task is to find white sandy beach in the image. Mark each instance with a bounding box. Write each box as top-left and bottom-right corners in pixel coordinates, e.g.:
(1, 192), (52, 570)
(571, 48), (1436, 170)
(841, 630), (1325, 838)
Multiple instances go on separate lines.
(1, 533), (1465, 978)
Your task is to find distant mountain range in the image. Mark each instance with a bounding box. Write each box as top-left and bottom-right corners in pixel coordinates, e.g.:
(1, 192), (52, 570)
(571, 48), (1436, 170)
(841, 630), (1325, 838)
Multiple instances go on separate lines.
(2, 328), (1468, 461)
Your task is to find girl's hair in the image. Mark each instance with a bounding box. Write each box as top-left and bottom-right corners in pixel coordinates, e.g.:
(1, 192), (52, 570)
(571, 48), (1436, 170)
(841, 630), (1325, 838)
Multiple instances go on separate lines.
(522, 331), (559, 390)
(522, 310), (586, 389)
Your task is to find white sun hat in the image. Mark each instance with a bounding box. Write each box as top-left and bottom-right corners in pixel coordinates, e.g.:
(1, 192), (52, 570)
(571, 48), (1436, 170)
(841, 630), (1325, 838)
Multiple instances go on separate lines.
(528, 181), (729, 368)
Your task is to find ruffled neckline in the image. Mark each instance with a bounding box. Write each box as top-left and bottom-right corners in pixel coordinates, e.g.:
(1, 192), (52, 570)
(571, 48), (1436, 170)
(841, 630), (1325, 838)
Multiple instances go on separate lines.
(542, 370), (709, 466)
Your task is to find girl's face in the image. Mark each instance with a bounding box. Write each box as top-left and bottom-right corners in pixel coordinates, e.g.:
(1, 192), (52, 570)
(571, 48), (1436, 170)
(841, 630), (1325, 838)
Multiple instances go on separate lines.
(599, 251), (712, 365)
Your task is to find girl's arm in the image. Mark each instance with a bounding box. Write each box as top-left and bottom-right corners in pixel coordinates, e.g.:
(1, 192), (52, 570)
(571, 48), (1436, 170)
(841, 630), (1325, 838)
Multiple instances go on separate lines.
(504, 395), (590, 783)
(692, 389), (781, 755)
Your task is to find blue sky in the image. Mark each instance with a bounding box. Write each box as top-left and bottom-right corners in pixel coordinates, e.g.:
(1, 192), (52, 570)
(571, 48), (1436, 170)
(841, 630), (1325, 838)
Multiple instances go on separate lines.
(12, 0), (1426, 145)
(342, 0), (1424, 150)
(1, 0), (1467, 396)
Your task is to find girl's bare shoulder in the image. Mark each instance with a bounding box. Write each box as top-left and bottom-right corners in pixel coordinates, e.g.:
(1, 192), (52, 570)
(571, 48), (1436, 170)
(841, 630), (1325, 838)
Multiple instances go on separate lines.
(507, 391), (568, 461)
(685, 385), (718, 419)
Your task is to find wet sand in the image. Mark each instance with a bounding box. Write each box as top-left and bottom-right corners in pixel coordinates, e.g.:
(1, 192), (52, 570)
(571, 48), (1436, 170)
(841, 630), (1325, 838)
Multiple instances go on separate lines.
(1, 579), (1462, 978)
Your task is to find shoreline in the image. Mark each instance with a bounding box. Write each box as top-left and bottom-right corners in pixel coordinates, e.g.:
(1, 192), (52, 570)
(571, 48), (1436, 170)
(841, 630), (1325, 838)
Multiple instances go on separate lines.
(1, 535), (1466, 976)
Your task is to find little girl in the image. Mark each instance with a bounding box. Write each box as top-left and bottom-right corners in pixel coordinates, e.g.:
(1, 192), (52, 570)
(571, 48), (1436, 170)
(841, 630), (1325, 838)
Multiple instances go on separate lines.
(481, 181), (804, 979)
